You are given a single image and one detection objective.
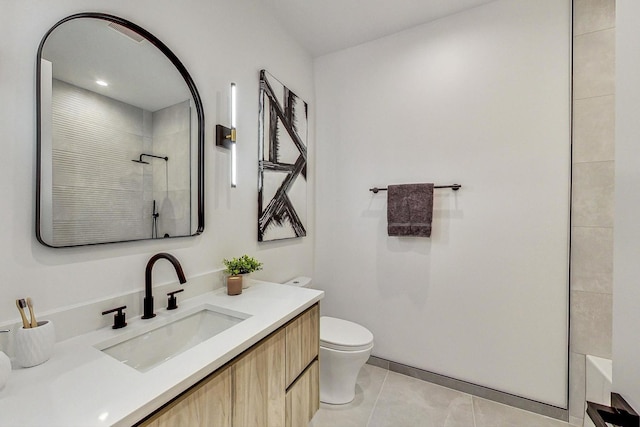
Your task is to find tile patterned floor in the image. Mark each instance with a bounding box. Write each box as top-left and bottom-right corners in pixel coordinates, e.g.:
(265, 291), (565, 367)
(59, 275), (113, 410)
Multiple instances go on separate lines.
(310, 364), (574, 427)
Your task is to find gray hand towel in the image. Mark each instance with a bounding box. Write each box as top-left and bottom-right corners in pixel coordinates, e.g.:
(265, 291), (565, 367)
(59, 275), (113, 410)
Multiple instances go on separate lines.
(387, 183), (434, 237)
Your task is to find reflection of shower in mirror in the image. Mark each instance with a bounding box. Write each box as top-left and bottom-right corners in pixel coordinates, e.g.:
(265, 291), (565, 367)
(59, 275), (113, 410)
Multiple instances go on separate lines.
(152, 200), (159, 239)
(133, 153), (170, 239)
(132, 153), (168, 164)
(36, 13), (205, 247)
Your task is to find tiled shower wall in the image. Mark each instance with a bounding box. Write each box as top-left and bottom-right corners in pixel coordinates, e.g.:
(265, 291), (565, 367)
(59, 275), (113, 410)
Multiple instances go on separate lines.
(51, 80), (192, 244)
(570, 0), (615, 423)
(51, 79), (149, 245)
(150, 100), (191, 238)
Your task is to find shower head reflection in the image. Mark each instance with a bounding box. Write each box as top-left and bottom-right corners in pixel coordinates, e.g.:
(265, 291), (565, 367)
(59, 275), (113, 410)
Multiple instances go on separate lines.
(132, 153), (168, 164)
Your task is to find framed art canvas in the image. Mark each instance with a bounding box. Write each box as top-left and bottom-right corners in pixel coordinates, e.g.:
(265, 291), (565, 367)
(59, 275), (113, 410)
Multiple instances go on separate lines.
(258, 70), (308, 242)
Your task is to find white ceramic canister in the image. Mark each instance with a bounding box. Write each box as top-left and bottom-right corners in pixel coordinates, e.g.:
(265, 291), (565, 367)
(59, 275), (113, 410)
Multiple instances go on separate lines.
(15, 320), (55, 368)
(241, 272), (252, 289)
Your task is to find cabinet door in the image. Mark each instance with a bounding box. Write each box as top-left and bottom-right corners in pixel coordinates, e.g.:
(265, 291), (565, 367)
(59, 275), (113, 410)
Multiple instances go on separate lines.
(140, 367), (232, 427)
(233, 329), (286, 427)
(285, 304), (320, 387)
(286, 360), (319, 427)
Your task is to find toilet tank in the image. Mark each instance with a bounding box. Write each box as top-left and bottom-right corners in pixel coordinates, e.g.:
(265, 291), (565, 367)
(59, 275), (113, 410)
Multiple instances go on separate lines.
(284, 276), (312, 288)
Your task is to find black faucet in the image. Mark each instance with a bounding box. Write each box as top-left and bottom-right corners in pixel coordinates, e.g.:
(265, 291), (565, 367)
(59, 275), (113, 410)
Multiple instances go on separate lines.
(142, 253), (187, 319)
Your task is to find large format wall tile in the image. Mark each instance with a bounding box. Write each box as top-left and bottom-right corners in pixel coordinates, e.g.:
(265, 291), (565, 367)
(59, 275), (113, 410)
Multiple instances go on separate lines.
(570, 2), (616, 425)
(571, 226), (613, 293)
(570, 290), (612, 358)
(571, 161), (614, 227)
(573, 0), (616, 36)
(569, 352), (586, 419)
(573, 95), (615, 163)
(573, 29), (615, 99)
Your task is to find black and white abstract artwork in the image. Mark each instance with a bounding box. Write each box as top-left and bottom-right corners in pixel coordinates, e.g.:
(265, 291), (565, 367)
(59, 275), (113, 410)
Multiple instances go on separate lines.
(258, 70), (308, 242)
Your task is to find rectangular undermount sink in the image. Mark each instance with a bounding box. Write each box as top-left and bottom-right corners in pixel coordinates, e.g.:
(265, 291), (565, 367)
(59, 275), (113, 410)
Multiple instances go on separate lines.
(98, 305), (250, 372)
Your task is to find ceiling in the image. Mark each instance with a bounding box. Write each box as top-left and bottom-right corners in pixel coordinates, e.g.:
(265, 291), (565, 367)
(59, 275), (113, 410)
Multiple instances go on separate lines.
(263, 0), (498, 57)
(40, 2), (499, 110)
(42, 17), (191, 112)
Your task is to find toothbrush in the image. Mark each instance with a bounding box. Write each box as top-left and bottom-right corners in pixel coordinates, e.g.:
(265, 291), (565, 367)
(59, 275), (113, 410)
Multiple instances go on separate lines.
(15, 299), (30, 329)
(26, 297), (37, 328)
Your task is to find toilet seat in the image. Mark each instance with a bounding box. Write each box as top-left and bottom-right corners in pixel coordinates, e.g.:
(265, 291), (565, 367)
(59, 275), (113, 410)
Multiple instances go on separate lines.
(320, 316), (374, 352)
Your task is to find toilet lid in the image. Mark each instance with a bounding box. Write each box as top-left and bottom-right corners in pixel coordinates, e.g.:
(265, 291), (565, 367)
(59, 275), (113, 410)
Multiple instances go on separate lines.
(320, 316), (374, 351)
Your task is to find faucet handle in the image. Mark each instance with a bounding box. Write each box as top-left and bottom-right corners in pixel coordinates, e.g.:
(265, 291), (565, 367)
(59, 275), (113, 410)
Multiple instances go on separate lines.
(102, 305), (127, 329)
(167, 289), (184, 310)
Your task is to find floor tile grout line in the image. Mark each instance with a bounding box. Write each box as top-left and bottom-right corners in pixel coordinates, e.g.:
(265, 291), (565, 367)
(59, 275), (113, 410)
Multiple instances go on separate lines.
(366, 368), (390, 427)
(471, 395), (478, 427)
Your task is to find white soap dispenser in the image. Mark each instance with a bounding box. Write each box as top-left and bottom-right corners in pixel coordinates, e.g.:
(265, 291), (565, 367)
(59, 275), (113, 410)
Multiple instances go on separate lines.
(0, 329), (10, 390)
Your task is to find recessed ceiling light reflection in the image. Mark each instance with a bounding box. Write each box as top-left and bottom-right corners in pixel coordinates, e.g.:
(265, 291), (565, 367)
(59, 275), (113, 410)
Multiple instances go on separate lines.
(96, 80), (108, 87)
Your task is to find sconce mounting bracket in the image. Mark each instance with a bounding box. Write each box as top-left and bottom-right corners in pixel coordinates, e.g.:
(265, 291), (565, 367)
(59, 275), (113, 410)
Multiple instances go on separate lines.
(216, 125), (233, 150)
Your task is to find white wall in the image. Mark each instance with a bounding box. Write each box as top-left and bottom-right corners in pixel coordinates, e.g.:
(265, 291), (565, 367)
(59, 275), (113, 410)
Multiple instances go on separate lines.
(614, 0), (640, 411)
(0, 0), (314, 323)
(314, 0), (570, 407)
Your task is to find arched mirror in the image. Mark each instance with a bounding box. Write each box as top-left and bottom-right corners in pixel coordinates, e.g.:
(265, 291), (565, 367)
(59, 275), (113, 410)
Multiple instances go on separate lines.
(36, 13), (204, 247)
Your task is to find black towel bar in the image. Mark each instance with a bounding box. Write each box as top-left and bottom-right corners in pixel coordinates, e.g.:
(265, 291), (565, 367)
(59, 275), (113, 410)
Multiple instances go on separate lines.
(369, 184), (462, 194)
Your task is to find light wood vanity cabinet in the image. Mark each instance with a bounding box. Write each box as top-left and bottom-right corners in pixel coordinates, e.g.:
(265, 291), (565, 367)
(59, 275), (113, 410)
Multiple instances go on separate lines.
(137, 303), (320, 427)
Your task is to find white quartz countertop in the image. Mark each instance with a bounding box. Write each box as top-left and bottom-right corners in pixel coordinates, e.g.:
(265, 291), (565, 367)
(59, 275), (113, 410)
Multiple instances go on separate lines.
(0, 282), (323, 426)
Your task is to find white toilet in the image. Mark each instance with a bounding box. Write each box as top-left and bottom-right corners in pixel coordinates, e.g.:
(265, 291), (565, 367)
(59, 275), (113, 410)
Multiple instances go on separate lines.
(284, 277), (374, 405)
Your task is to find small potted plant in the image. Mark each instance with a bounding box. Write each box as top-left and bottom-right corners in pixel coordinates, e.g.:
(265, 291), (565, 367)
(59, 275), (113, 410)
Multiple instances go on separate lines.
(223, 255), (263, 295)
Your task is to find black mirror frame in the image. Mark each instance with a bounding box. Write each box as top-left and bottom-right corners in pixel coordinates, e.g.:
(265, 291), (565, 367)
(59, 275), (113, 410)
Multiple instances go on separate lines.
(35, 12), (205, 247)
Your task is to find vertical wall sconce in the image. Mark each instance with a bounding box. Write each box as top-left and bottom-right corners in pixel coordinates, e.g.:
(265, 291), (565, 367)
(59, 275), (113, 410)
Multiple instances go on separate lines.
(216, 82), (237, 187)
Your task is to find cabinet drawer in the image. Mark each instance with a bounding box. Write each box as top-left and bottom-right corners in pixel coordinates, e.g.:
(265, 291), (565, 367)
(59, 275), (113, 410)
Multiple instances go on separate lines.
(138, 367), (232, 427)
(286, 360), (319, 427)
(285, 304), (320, 387)
(233, 329), (286, 427)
